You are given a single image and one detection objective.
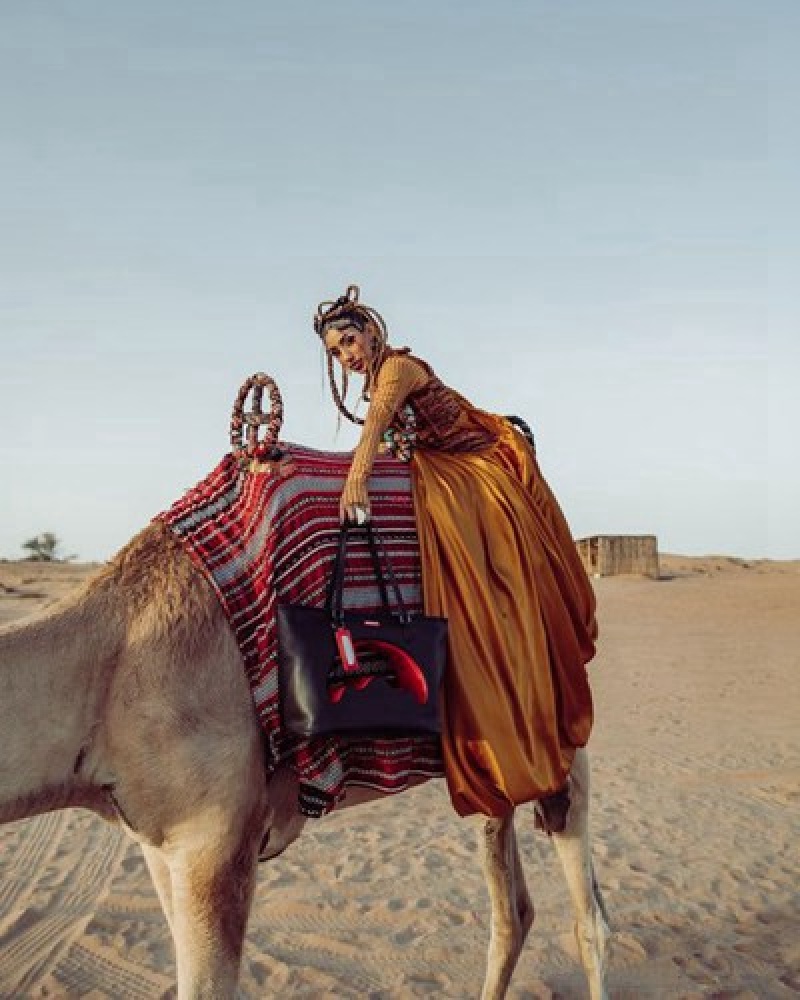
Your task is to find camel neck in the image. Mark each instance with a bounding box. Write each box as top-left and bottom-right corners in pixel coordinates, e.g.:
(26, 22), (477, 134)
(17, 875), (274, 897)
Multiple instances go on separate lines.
(0, 585), (120, 823)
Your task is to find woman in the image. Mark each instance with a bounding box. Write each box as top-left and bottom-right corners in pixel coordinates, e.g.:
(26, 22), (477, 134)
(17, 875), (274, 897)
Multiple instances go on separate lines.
(315, 285), (597, 826)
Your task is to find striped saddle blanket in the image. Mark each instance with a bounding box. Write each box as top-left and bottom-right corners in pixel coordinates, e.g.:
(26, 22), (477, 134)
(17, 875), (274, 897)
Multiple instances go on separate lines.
(157, 444), (443, 816)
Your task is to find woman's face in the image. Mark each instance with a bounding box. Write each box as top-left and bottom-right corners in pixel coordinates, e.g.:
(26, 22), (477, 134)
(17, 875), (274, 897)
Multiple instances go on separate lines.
(323, 322), (374, 376)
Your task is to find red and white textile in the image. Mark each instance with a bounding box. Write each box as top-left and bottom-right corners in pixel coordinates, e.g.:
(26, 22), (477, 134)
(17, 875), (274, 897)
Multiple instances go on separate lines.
(156, 445), (443, 816)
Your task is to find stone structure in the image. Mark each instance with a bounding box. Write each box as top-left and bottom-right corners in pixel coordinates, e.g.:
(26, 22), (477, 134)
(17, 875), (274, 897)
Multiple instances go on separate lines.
(576, 535), (659, 578)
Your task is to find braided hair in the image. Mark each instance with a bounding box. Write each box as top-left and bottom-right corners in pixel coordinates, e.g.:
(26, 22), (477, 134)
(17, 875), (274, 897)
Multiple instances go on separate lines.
(314, 285), (390, 426)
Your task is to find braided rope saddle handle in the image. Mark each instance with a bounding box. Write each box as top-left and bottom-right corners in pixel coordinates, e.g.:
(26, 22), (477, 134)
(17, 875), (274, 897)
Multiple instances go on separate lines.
(230, 373), (284, 467)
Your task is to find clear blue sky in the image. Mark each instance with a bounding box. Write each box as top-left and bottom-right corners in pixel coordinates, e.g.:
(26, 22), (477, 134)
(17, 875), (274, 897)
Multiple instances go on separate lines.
(1, 1), (796, 561)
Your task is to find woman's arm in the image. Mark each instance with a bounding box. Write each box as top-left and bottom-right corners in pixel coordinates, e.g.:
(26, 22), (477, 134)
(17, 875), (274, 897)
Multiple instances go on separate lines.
(340, 355), (428, 522)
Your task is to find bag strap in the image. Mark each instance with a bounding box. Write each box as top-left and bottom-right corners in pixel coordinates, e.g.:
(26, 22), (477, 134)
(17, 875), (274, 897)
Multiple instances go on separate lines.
(328, 524), (411, 625)
(365, 524), (412, 624)
(324, 523), (389, 613)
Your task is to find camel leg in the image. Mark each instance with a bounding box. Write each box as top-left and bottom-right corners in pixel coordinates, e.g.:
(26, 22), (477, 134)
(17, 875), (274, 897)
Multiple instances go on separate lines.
(550, 749), (611, 1000)
(165, 813), (262, 1000)
(509, 821), (534, 935)
(142, 843), (176, 938)
(479, 812), (533, 1000)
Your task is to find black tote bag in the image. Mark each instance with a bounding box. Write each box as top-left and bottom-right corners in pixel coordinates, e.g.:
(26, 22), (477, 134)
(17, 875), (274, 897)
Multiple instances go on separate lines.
(277, 524), (447, 739)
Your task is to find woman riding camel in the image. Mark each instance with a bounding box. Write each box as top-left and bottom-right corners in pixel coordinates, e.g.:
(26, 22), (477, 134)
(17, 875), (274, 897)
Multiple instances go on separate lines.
(314, 284), (597, 829)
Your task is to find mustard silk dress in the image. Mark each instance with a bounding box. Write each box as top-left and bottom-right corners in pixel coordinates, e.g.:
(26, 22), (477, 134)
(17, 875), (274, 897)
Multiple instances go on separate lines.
(343, 350), (597, 818)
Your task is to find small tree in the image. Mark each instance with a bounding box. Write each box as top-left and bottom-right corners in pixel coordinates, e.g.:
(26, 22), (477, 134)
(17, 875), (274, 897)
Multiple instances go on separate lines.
(22, 532), (62, 562)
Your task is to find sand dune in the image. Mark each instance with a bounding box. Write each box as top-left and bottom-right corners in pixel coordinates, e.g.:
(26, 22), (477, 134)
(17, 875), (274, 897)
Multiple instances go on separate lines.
(1, 554), (798, 998)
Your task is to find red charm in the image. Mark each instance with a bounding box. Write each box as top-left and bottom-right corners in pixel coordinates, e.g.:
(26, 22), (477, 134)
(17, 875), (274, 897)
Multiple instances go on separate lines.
(334, 626), (358, 672)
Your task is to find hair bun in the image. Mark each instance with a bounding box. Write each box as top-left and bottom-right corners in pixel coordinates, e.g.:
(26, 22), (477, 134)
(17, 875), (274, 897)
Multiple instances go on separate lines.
(313, 284), (388, 351)
(314, 284), (361, 336)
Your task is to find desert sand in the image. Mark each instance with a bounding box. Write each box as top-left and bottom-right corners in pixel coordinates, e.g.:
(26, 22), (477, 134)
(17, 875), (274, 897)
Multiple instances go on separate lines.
(0, 553), (798, 998)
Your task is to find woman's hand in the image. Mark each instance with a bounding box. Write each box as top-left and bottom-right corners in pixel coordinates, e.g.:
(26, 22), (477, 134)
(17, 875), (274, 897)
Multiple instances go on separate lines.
(340, 474), (370, 525)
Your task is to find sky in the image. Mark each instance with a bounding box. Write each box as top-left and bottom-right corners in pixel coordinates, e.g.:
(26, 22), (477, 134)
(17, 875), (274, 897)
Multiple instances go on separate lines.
(1, 1), (796, 562)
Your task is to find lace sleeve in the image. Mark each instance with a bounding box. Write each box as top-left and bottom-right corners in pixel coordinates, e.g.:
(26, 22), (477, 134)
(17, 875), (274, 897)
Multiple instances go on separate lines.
(340, 355), (429, 510)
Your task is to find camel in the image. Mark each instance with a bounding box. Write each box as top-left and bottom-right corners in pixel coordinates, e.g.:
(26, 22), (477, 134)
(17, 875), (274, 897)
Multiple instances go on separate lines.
(1, 366), (611, 1000)
(0, 520), (611, 998)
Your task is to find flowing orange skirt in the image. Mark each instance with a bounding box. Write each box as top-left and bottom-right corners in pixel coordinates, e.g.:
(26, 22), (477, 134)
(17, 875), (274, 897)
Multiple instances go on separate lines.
(411, 410), (597, 817)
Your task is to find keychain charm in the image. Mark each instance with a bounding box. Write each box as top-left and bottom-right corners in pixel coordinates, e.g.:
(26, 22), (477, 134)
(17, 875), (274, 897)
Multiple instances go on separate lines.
(334, 626), (359, 673)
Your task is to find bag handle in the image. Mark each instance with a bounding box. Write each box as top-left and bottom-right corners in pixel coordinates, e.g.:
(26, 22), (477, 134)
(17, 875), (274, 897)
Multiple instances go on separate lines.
(327, 524), (412, 625)
(324, 523), (389, 612)
(366, 524), (413, 623)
